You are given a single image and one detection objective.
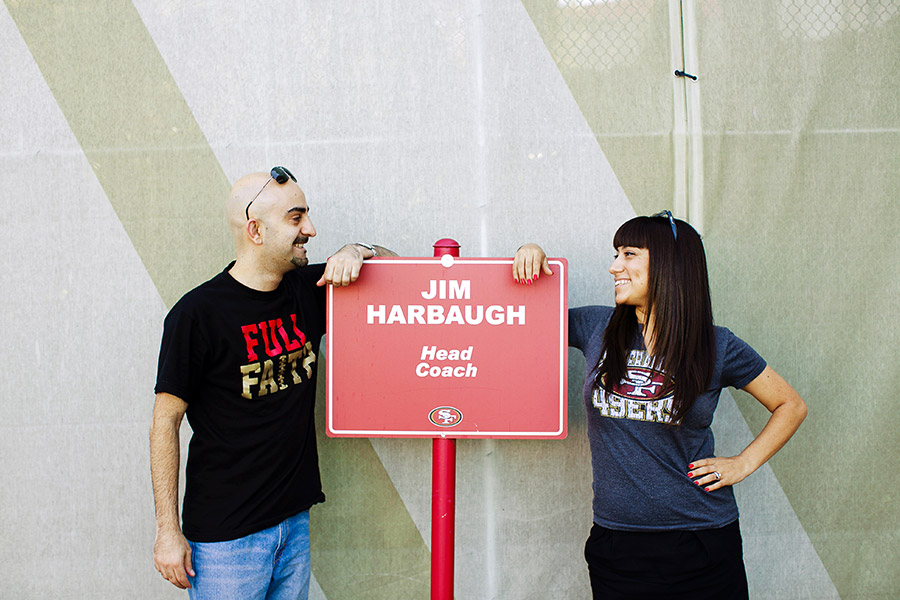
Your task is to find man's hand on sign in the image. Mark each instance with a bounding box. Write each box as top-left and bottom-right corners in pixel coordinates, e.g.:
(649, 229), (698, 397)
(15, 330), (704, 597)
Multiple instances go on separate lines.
(318, 243), (394, 287)
(513, 243), (553, 284)
(319, 244), (366, 287)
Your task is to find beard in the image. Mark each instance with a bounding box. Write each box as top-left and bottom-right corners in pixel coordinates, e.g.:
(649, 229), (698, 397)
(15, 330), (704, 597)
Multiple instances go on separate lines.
(290, 236), (310, 269)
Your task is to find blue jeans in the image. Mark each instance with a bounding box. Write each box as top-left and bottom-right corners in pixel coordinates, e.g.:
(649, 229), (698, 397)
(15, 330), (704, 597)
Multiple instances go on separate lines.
(187, 510), (311, 600)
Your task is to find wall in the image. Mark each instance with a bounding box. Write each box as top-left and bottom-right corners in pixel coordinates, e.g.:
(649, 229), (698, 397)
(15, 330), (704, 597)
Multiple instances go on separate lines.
(1, 1), (896, 598)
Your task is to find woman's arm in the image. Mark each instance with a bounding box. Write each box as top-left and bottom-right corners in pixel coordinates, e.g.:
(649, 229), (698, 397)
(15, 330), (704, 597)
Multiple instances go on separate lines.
(512, 243), (554, 283)
(688, 365), (808, 492)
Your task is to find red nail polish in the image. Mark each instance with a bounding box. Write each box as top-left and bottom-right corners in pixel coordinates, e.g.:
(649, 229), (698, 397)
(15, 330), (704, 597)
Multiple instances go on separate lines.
(704, 488), (710, 492)
(694, 481), (700, 485)
(687, 472), (693, 478)
(689, 464), (694, 469)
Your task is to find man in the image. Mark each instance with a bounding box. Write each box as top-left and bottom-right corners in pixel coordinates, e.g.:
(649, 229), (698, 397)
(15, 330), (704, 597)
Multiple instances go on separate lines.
(150, 167), (393, 598)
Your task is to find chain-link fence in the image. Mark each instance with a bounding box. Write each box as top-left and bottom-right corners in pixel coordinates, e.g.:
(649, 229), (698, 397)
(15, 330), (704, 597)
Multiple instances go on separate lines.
(778, 0), (899, 39)
(548, 0), (657, 70)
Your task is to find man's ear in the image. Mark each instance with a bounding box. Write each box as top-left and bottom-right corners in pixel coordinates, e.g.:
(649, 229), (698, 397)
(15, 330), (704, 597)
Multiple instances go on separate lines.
(246, 219), (264, 245)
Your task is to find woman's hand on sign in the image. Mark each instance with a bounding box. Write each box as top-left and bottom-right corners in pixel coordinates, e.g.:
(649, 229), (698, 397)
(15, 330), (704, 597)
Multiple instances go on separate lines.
(513, 243), (553, 284)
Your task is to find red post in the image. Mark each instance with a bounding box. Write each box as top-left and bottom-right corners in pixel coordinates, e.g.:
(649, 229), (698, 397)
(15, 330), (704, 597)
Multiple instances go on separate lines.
(431, 238), (459, 600)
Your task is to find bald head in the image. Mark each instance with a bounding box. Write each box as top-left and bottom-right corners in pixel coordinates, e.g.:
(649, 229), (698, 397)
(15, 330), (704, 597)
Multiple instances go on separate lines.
(228, 170), (310, 231)
(226, 171), (274, 233)
(225, 170), (316, 278)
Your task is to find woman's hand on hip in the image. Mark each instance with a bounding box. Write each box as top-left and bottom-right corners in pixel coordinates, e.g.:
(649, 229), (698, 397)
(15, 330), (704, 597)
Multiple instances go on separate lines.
(687, 455), (754, 492)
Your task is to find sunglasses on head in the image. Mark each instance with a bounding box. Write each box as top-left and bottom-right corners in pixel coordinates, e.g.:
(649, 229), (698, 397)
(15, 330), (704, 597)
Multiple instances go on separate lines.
(245, 166), (297, 220)
(650, 210), (677, 240)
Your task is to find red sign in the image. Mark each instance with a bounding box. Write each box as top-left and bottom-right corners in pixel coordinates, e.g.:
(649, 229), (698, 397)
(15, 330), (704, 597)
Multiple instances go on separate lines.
(326, 256), (568, 438)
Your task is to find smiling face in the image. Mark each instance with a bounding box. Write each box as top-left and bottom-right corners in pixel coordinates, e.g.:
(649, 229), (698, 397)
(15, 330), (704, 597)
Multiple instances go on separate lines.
(609, 246), (650, 320)
(283, 204), (316, 269)
(256, 182), (317, 271)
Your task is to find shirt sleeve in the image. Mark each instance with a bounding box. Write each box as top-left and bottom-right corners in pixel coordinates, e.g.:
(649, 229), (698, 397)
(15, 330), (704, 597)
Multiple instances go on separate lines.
(154, 302), (208, 402)
(301, 263), (327, 319)
(569, 306), (612, 351)
(285, 264), (328, 335)
(718, 328), (767, 390)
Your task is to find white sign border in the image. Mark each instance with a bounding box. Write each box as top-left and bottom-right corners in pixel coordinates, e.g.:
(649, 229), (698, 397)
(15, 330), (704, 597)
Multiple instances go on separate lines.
(326, 258), (567, 438)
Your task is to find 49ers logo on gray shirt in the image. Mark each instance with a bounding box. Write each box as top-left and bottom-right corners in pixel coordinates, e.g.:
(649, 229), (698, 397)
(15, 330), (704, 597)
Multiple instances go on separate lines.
(592, 350), (675, 424)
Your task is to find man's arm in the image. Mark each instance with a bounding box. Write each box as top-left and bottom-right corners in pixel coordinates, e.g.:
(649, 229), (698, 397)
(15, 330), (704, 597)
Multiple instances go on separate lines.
(150, 392), (194, 589)
(316, 243), (397, 287)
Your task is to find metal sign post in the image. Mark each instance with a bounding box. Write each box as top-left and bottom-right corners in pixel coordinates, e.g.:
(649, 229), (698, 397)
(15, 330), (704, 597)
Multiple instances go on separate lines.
(430, 238), (459, 600)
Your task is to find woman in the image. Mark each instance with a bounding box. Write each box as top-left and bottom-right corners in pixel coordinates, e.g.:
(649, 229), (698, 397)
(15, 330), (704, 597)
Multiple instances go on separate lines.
(513, 212), (806, 599)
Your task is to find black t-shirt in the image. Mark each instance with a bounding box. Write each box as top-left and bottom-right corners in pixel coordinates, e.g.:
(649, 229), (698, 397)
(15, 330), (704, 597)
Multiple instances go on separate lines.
(155, 263), (327, 542)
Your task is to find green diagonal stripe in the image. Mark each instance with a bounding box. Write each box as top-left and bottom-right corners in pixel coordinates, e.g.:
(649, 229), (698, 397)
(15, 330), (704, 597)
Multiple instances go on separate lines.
(6, 2), (432, 597)
(519, 0), (674, 217)
(313, 381), (432, 599)
(6, 0), (229, 308)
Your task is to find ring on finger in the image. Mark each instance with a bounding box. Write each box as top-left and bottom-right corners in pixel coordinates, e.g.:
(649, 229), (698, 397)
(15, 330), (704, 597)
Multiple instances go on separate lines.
(713, 471), (722, 480)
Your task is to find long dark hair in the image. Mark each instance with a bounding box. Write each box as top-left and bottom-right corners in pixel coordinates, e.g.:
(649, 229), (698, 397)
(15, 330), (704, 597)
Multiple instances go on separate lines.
(594, 215), (715, 423)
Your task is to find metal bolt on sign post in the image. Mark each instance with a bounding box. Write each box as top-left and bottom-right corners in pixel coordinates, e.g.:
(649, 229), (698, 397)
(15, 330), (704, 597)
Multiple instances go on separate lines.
(431, 238), (459, 600)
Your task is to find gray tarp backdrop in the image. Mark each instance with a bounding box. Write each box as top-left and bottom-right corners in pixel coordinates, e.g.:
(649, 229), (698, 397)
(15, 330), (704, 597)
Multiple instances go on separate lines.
(1, 1), (897, 598)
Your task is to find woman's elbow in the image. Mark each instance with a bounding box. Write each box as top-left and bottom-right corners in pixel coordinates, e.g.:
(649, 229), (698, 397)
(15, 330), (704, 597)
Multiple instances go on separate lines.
(789, 393), (808, 426)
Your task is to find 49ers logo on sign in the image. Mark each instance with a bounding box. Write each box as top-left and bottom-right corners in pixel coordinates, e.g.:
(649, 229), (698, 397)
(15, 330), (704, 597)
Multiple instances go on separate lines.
(429, 406), (463, 427)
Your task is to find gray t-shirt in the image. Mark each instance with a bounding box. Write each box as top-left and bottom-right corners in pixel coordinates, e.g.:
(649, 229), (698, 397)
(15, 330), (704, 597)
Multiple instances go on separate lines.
(569, 306), (767, 531)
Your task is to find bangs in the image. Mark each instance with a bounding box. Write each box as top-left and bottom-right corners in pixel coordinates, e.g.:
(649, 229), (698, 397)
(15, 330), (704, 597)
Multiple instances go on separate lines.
(613, 216), (655, 249)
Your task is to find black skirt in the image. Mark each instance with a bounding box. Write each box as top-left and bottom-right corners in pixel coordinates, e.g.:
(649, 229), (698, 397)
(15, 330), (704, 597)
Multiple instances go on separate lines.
(584, 519), (748, 600)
